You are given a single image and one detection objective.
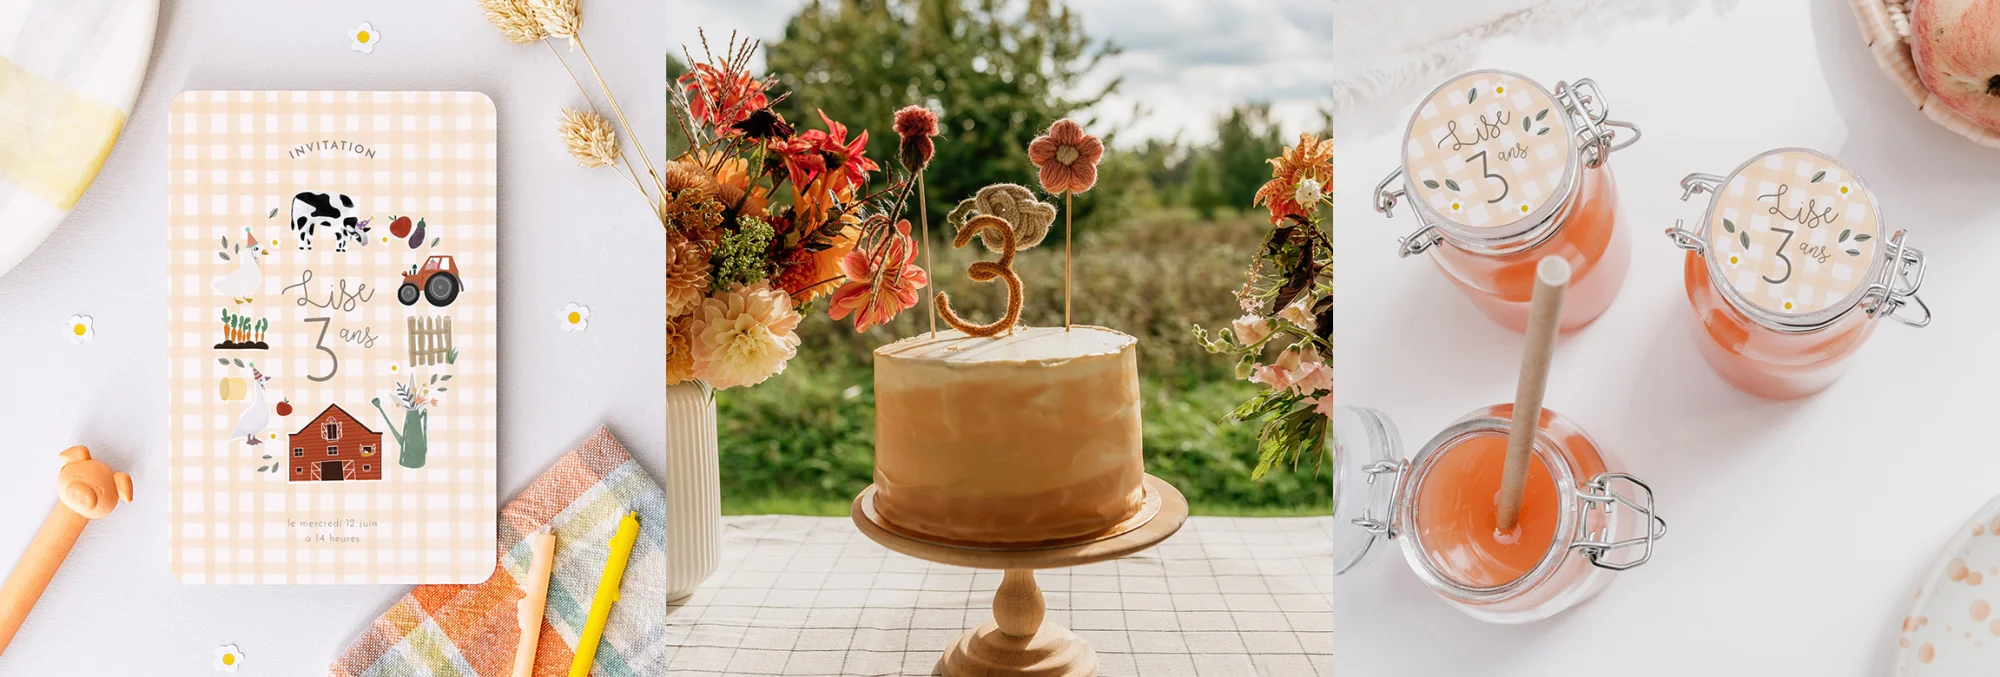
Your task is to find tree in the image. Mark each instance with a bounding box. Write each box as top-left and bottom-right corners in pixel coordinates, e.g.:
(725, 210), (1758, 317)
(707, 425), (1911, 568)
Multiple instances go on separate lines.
(765, 0), (1119, 235)
(1211, 103), (1285, 215)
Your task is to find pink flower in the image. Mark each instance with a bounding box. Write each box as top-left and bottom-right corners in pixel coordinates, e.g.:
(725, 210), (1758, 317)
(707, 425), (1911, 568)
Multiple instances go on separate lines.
(1250, 344), (1329, 398)
(1230, 313), (1273, 345)
(1250, 361), (1295, 392)
(1027, 118), (1103, 195)
(1312, 392), (1333, 418)
(828, 219), (930, 332)
(893, 105), (940, 173)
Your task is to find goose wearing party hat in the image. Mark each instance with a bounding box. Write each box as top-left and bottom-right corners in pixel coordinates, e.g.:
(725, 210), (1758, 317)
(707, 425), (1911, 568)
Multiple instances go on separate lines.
(226, 367), (272, 446)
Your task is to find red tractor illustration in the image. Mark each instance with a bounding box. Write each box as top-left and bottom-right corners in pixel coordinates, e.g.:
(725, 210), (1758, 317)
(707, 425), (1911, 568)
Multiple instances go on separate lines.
(398, 255), (462, 307)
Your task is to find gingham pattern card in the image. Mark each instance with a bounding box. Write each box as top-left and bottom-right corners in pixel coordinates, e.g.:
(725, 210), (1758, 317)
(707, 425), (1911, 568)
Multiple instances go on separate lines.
(1705, 148), (1882, 316)
(166, 91), (498, 584)
(1403, 70), (1574, 231)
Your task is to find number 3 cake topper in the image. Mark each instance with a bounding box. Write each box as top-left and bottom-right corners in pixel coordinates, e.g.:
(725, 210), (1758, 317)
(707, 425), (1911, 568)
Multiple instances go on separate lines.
(935, 214), (1023, 337)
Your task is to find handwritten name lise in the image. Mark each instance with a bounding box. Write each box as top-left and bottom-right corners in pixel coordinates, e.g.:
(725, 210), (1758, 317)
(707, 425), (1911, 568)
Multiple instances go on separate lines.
(281, 270), (375, 312)
(1436, 111), (1513, 153)
(1756, 184), (1841, 231)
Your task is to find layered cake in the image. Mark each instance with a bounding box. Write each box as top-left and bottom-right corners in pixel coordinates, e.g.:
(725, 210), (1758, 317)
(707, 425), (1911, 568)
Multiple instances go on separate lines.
(873, 325), (1145, 543)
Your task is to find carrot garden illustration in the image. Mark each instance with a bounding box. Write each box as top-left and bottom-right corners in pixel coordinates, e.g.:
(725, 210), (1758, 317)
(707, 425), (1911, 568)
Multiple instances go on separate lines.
(215, 309), (269, 350)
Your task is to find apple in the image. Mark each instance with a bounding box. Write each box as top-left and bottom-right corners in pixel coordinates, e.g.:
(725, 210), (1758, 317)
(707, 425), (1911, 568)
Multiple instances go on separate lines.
(275, 399), (292, 417)
(1911, 0), (2000, 132)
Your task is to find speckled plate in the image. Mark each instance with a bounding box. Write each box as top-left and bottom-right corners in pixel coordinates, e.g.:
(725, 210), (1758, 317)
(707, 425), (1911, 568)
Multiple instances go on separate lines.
(1897, 494), (2000, 673)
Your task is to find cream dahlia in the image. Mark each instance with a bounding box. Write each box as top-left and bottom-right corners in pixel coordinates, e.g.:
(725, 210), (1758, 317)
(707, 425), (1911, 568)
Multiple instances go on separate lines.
(690, 281), (802, 389)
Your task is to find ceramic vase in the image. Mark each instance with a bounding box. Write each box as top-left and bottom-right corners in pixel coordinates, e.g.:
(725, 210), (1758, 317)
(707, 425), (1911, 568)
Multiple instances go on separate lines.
(662, 380), (721, 602)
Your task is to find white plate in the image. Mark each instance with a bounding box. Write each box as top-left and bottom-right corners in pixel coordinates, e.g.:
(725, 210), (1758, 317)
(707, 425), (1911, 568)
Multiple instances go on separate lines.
(1898, 494), (2000, 673)
(0, 0), (159, 280)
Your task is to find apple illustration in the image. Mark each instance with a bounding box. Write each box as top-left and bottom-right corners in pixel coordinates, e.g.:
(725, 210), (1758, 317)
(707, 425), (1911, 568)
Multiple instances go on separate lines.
(1911, 0), (2000, 132)
(275, 399), (292, 417)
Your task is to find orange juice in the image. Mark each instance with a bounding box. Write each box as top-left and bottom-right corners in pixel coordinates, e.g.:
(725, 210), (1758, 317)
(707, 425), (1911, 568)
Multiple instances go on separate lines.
(1683, 251), (1879, 399)
(1382, 70), (1637, 335)
(1669, 149), (1929, 400)
(1391, 404), (1655, 624)
(1431, 163), (1627, 334)
(1413, 432), (1560, 589)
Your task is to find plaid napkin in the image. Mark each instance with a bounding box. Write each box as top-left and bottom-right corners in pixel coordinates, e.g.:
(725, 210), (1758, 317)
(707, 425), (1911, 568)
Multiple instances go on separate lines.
(330, 427), (671, 677)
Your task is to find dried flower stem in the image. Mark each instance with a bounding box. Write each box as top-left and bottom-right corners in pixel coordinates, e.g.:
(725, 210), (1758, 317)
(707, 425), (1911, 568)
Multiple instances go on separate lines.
(547, 40), (656, 212)
(920, 173), (935, 337)
(572, 36), (663, 194)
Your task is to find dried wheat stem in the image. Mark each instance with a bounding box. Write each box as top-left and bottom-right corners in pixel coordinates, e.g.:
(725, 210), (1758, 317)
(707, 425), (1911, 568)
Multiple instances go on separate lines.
(547, 40), (657, 212)
(573, 36), (664, 194)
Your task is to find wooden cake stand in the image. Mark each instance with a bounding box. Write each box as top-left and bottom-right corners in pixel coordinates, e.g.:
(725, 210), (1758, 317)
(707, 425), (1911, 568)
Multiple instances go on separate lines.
(851, 474), (1188, 677)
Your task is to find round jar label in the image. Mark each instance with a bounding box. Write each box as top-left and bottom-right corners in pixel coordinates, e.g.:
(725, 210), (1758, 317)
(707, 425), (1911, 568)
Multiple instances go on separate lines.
(1705, 149), (1881, 317)
(1402, 71), (1575, 234)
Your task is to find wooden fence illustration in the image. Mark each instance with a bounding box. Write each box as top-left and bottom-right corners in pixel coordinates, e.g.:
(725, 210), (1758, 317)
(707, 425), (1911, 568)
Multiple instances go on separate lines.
(408, 316), (453, 366)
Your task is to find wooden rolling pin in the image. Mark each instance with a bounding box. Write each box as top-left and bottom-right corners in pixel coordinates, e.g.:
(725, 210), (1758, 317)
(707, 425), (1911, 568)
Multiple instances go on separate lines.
(0, 446), (132, 655)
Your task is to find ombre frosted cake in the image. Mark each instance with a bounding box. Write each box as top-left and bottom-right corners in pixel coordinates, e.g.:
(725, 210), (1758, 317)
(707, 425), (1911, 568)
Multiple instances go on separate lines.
(872, 325), (1146, 543)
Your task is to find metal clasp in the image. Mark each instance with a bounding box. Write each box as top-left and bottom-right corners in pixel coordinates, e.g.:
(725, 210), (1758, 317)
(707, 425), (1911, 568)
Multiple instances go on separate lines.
(1861, 230), (1931, 328)
(1664, 173), (1726, 256)
(1350, 460), (1406, 537)
(1375, 168), (1443, 257)
(1555, 78), (1641, 168)
(1571, 472), (1668, 571)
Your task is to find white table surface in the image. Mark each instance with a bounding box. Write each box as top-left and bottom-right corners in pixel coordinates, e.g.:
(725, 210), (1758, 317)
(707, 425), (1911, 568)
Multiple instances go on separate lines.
(1334, 1), (2000, 675)
(0, 0), (667, 673)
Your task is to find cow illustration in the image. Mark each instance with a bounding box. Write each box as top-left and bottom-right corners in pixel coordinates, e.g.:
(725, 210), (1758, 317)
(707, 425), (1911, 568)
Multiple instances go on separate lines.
(289, 192), (372, 252)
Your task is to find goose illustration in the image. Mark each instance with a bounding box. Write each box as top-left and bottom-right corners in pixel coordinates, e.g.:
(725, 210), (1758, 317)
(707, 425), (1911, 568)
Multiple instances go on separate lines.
(226, 367), (272, 446)
(210, 240), (266, 304)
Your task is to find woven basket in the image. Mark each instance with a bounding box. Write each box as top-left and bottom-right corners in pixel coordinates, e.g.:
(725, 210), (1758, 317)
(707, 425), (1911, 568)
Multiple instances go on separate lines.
(1849, 0), (2000, 148)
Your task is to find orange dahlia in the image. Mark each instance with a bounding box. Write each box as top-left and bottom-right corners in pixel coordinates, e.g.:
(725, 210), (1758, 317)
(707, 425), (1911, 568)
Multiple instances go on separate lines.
(1253, 132), (1333, 225)
(771, 222), (858, 305)
(693, 150), (769, 219)
(665, 314), (697, 384)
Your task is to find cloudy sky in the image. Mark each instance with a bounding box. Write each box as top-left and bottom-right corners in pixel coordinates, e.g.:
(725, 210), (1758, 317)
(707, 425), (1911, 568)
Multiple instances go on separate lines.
(668, 0), (1331, 145)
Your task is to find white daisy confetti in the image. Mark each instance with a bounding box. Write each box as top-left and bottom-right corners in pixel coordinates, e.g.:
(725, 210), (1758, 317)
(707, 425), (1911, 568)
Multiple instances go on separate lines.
(214, 645), (244, 673)
(351, 22), (381, 54)
(561, 303), (590, 332)
(66, 315), (94, 344)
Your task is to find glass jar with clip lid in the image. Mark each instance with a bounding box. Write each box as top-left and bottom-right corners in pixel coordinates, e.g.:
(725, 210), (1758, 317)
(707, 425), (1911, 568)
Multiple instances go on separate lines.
(1331, 404), (1666, 624)
(1665, 148), (1930, 400)
(1374, 70), (1641, 333)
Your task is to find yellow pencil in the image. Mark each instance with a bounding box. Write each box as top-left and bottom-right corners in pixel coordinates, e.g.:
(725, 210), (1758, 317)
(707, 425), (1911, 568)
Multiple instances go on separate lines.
(569, 511), (639, 677)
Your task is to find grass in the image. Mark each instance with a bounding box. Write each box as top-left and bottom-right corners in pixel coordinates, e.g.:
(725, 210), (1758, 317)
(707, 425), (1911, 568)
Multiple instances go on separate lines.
(717, 210), (1331, 517)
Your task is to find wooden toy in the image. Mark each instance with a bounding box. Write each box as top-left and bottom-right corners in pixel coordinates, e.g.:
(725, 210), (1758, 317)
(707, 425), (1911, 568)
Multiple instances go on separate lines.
(0, 446), (132, 654)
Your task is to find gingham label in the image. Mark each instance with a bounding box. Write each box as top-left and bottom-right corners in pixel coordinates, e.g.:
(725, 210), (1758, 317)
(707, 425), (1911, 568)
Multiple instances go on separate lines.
(1404, 72), (1574, 231)
(166, 91), (497, 584)
(1706, 150), (1880, 316)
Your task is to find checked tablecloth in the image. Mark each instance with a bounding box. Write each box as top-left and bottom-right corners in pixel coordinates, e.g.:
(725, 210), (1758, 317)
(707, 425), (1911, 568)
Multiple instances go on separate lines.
(661, 515), (1334, 677)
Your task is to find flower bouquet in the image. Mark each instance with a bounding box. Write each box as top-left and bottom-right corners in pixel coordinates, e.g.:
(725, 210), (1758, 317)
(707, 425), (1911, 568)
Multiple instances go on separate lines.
(660, 35), (946, 388)
(1193, 133), (1333, 478)
(478, 0), (943, 596)
(478, 0), (939, 386)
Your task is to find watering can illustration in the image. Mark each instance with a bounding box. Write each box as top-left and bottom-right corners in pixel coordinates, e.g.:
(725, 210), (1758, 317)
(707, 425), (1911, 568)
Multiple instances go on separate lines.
(370, 398), (428, 469)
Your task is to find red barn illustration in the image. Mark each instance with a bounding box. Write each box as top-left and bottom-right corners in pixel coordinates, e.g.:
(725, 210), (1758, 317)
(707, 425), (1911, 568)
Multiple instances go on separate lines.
(288, 404), (385, 482)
